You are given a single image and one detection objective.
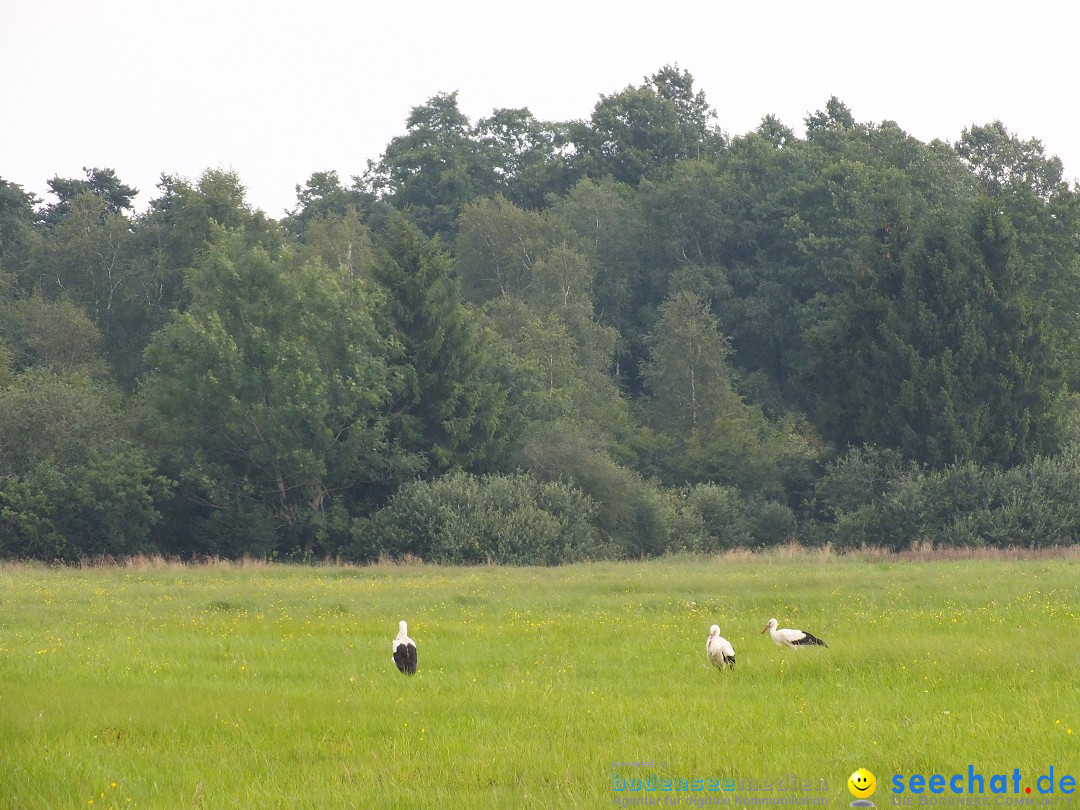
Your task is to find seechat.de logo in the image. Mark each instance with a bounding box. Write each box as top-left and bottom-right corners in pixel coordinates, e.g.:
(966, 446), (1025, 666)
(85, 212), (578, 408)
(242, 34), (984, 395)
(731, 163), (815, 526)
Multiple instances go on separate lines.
(891, 766), (1076, 796)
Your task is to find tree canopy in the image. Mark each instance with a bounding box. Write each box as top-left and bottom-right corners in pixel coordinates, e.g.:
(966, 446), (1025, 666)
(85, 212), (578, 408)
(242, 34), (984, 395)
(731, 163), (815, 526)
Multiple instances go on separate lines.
(3, 65), (1080, 560)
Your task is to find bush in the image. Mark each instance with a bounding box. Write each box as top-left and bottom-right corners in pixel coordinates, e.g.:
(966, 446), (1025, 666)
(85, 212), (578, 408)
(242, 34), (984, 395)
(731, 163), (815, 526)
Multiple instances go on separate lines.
(0, 372), (173, 561)
(747, 498), (797, 546)
(683, 483), (752, 551)
(348, 471), (600, 564)
(0, 450), (173, 561)
(680, 483), (795, 550)
(812, 445), (911, 518)
(820, 445), (1080, 550)
(518, 421), (679, 557)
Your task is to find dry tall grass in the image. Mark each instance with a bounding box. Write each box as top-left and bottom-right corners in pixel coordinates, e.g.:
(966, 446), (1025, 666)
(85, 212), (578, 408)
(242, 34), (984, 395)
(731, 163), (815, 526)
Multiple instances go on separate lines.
(2, 542), (1077, 570)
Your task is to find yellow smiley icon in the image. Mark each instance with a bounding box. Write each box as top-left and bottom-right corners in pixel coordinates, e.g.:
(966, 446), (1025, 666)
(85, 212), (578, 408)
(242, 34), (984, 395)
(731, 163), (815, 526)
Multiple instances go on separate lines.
(848, 769), (877, 798)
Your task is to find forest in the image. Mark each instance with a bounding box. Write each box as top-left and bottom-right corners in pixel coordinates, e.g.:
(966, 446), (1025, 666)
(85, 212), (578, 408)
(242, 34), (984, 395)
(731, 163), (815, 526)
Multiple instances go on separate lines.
(2, 66), (1080, 562)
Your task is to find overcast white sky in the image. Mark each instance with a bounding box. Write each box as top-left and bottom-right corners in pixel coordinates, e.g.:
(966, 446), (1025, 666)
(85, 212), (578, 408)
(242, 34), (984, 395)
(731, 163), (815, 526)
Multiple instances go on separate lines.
(3, 0), (1077, 217)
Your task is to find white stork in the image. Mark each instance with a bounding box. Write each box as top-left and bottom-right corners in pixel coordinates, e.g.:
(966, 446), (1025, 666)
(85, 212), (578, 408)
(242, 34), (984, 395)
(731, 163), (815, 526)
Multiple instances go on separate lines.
(393, 620), (417, 675)
(761, 617), (827, 649)
(707, 624), (736, 669)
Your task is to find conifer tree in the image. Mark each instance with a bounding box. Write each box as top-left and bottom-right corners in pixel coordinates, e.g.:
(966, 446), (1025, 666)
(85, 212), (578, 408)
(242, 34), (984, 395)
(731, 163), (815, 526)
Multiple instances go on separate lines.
(373, 214), (509, 472)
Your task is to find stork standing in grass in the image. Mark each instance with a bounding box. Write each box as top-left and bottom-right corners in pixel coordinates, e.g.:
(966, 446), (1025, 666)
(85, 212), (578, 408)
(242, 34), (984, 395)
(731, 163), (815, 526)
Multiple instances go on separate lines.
(761, 617), (827, 649)
(707, 625), (736, 669)
(393, 620), (417, 675)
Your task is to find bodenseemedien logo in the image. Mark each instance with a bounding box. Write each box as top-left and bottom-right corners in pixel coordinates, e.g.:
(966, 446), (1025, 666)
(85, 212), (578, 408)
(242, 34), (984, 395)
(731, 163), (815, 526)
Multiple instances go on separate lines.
(849, 768), (877, 807)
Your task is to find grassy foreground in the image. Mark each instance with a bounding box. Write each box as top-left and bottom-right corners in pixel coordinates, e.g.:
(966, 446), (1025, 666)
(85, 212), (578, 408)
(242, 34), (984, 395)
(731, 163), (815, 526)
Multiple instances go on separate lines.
(1, 553), (1077, 808)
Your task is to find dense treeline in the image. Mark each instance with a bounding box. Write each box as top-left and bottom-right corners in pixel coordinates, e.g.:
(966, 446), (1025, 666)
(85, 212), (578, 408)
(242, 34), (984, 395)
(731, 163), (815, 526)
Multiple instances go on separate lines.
(3, 67), (1079, 562)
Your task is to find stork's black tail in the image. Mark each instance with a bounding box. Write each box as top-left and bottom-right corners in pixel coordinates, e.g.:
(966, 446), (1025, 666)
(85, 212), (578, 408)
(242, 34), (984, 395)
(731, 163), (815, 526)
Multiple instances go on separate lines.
(394, 643), (418, 675)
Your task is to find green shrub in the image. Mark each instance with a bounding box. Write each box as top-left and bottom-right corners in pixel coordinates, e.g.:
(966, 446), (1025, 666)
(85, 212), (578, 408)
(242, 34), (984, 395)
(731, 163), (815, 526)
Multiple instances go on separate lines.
(821, 446), (1080, 550)
(0, 450), (172, 561)
(349, 471), (600, 564)
(683, 483), (752, 551)
(747, 498), (797, 546)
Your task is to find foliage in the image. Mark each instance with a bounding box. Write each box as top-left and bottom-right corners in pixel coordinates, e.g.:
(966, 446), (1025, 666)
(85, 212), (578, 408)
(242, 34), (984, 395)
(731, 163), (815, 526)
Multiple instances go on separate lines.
(25, 191), (136, 337)
(640, 290), (737, 435)
(373, 214), (511, 473)
(547, 177), (644, 349)
(474, 107), (575, 208)
(350, 470), (599, 564)
(956, 121), (1067, 200)
(363, 94), (575, 235)
(801, 197), (1064, 466)
(682, 483), (752, 550)
(0, 370), (171, 560)
(0, 178), (36, 262)
(296, 207), (376, 279)
(821, 446), (1080, 551)
(285, 170), (373, 237)
(3, 70), (1080, 560)
(572, 65), (724, 186)
(141, 228), (400, 555)
(39, 166), (137, 226)
(0, 291), (108, 378)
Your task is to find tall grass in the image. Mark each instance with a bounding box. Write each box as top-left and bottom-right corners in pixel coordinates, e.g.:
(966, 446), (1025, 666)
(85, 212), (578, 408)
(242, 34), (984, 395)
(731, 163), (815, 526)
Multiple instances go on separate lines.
(1, 555), (1076, 808)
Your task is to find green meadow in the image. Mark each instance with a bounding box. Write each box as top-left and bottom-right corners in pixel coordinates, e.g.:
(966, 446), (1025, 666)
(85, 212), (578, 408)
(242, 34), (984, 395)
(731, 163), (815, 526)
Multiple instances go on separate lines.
(1, 554), (1077, 808)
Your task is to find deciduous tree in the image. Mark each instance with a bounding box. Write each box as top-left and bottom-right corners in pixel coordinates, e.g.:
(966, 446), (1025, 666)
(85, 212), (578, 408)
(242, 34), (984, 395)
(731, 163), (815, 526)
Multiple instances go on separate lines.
(142, 228), (399, 554)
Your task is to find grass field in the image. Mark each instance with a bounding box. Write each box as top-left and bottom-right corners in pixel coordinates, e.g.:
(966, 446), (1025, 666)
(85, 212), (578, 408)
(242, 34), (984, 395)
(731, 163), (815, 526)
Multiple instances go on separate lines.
(1, 552), (1077, 808)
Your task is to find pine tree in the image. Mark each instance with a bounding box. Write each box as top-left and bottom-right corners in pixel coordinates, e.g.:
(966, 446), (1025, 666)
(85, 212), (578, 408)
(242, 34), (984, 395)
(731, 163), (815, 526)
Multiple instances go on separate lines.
(373, 215), (509, 472)
(802, 197), (1063, 467)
